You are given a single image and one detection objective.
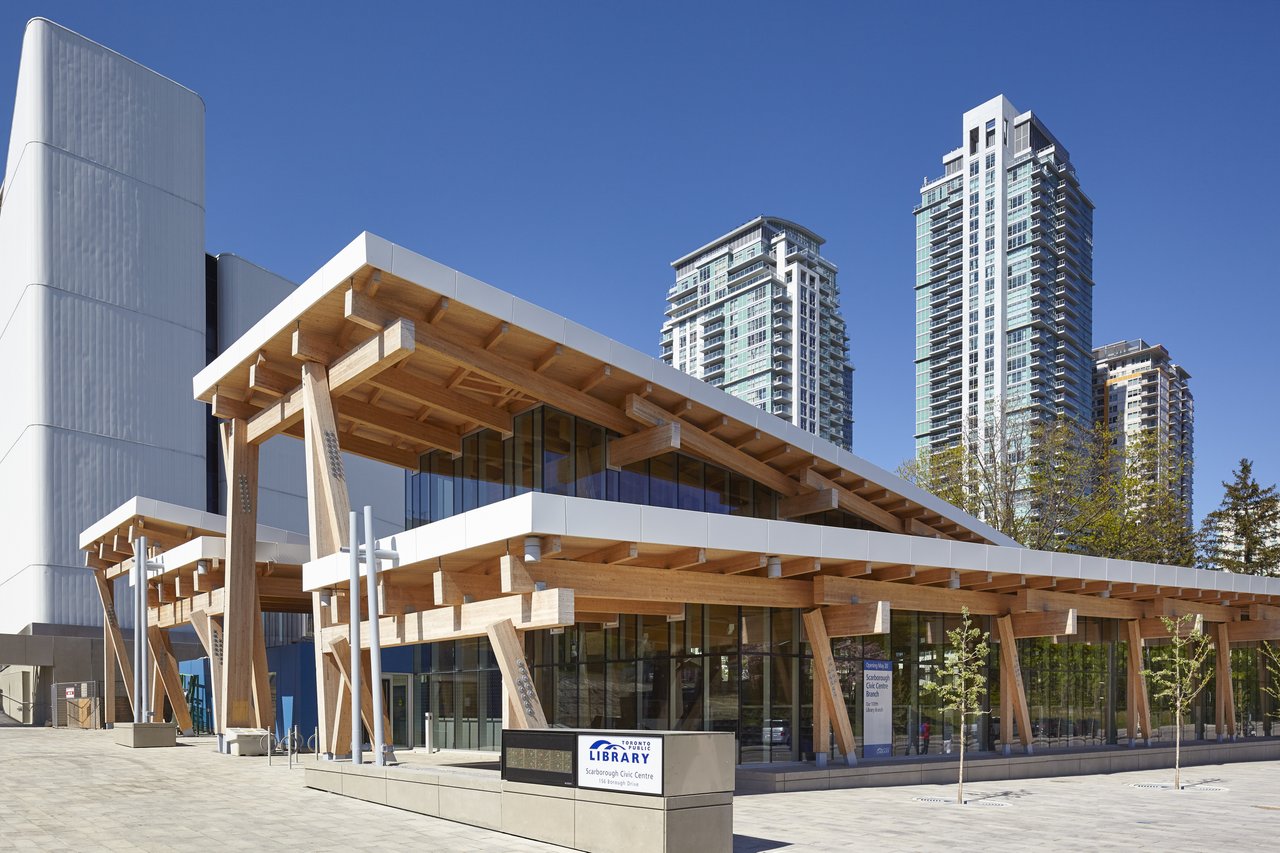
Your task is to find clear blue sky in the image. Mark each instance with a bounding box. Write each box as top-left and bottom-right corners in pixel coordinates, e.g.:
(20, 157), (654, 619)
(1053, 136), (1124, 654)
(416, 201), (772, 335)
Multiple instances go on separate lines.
(3, 1), (1277, 525)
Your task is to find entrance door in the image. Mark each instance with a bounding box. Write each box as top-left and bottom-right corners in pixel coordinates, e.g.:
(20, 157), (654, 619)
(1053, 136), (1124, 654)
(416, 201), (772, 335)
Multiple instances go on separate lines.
(381, 674), (412, 749)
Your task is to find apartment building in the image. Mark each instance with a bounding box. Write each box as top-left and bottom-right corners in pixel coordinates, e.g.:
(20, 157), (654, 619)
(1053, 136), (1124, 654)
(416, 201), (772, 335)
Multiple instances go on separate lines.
(914, 96), (1094, 454)
(662, 217), (853, 449)
(1094, 338), (1194, 517)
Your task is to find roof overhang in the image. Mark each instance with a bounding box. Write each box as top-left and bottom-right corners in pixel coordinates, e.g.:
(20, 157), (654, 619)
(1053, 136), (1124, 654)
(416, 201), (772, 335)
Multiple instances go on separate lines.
(195, 232), (1018, 548)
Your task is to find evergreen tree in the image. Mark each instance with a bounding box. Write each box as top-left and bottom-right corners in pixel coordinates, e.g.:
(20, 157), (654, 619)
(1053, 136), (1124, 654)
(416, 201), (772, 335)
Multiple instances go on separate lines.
(1200, 459), (1280, 575)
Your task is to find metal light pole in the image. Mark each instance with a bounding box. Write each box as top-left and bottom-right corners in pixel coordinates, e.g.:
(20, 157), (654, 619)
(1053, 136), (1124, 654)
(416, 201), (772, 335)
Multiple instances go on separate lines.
(364, 505), (386, 766)
(132, 536), (150, 723)
(348, 511), (362, 764)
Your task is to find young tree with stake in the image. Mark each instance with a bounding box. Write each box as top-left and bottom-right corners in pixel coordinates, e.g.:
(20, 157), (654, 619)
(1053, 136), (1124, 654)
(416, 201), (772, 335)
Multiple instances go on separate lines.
(1261, 641), (1280, 725)
(1143, 613), (1213, 790)
(921, 607), (990, 804)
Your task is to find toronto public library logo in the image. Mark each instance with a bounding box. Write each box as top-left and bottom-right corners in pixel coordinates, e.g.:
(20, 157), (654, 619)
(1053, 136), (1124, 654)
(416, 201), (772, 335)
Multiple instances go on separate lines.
(586, 739), (654, 764)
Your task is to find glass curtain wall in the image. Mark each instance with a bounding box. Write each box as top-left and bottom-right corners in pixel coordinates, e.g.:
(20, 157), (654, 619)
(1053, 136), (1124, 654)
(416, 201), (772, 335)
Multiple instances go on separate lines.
(407, 608), (1278, 759)
(405, 405), (896, 532)
(417, 638), (502, 751)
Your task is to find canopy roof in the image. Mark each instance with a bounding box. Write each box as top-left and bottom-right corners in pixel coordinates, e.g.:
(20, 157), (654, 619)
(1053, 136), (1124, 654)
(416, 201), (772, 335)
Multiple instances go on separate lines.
(195, 232), (1017, 547)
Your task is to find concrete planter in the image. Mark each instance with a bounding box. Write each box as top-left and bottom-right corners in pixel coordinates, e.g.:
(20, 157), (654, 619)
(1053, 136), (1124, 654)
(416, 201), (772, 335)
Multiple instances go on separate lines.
(114, 722), (176, 748)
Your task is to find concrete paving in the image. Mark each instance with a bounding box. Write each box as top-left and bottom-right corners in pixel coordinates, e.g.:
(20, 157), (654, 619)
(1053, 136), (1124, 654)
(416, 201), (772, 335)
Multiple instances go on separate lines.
(1, 726), (1277, 851)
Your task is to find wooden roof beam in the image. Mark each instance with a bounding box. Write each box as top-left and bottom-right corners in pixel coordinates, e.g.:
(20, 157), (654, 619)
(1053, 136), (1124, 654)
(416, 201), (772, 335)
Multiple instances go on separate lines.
(367, 367), (514, 436)
(576, 598), (684, 618)
(580, 364), (612, 393)
(663, 547), (706, 571)
(502, 555), (813, 608)
(434, 570), (501, 606)
(428, 296), (450, 324)
(483, 322), (510, 351)
(626, 394), (798, 495)
(534, 345), (563, 373)
(248, 362), (297, 397)
(413, 325), (636, 435)
(814, 574), (1009, 616)
(248, 319), (415, 443)
(575, 542), (638, 565)
(607, 422), (680, 470)
(869, 564), (916, 582)
(804, 468), (904, 533)
(334, 399), (461, 455)
(687, 553), (767, 575)
(821, 601), (890, 637)
(777, 488), (839, 520)
(1009, 608), (1077, 638)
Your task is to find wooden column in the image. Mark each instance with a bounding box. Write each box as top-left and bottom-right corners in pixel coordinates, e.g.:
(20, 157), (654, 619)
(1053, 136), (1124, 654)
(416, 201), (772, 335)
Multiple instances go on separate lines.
(92, 571), (133, 719)
(150, 658), (166, 722)
(1125, 620), (1152, 745)
(189, 609), (223, 734)
(994, 615), (1033, 754)
(103, 614), (116, 725)
(251, 598), (273, 730)
(148, 626), (194, 732)
(1215, 622), (1236, 741)
(301, 362), (353, 754)
(221, 417), (260, 730)
(487, 619), (548, 729)
(812, 655), (830, 760)
(802, 609), (856, 764)
(327, 637), (391, 744)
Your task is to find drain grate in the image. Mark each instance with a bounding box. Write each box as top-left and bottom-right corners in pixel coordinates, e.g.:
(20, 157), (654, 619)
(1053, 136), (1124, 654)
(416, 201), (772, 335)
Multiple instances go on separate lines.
(913, 796), (1009, 807)
(1129, 783), (1227, 792)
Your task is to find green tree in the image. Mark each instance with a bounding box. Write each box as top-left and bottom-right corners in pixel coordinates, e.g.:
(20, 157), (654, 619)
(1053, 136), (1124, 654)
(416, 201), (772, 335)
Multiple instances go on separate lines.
(1074, 429), (1196, 566)
(1200, 459), (1280, 575)
(1143, 614), (1213, 790)
(902, 415), (1195, 565)
(921, 607), (989, 804)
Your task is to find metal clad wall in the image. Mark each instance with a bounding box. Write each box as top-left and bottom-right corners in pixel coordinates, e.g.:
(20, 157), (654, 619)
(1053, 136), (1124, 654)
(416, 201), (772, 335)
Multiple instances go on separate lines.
(0, 20), (205, 632)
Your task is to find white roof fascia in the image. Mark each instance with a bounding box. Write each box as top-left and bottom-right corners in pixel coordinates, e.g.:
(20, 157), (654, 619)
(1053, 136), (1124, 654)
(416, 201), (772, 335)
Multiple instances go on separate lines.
(301, 493), (1279, 600)
(155, 536), (310, 575)
(79, 496), (307, 552)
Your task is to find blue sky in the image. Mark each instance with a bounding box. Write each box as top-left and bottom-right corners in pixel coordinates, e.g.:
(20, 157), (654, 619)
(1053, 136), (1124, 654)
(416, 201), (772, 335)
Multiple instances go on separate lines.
(2, 1), (1277, 524)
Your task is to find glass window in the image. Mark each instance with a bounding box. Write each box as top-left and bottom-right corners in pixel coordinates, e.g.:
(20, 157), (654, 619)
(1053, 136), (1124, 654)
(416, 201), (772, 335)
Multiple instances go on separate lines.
(543, 408), (574, 496)
(427, 451), (457, 522)
(575, 418), (606, 500)
(510, 411), (539, 495)
(677, 455), (705, 512)
(704, 465), (731, 514)
(649, 453), (678, 508)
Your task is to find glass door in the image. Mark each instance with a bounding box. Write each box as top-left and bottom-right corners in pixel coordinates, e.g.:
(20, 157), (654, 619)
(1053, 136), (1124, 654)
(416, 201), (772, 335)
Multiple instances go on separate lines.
(381, 674), (413, 749)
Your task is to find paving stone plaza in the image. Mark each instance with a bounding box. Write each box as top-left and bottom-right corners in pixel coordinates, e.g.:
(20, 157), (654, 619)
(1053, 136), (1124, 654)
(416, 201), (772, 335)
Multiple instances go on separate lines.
(1, 727), (1276, 851)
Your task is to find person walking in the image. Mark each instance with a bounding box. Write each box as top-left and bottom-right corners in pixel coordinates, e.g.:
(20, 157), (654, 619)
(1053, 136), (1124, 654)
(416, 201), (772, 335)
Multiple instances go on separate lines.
(920, 719), (931, 754)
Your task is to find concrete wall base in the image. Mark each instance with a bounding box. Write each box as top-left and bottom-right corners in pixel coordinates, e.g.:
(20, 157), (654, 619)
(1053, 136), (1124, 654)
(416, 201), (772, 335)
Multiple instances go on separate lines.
(304, 762), (732, 853)
(113, 722), (176, 748)
(736, 738), (1280, 793)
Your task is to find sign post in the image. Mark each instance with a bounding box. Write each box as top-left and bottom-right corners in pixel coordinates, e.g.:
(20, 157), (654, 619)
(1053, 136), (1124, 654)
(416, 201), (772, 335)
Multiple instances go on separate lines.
(862, 660), (893, 758)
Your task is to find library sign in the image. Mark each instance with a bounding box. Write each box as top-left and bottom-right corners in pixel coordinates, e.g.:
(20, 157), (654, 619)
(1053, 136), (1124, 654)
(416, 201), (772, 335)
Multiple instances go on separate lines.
(501, 730), (665, 796)
(576, 735), (663, 795)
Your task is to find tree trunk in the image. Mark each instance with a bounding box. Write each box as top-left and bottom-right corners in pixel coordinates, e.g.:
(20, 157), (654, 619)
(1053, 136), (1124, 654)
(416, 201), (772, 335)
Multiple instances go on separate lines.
(957, 714), (966, 805)
(1174, 707), (1182, 790)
